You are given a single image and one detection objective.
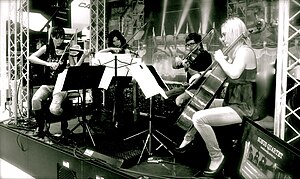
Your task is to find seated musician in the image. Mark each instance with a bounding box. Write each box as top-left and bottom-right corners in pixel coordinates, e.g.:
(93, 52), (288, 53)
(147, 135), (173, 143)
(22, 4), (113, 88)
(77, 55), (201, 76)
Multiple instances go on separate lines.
(165, 32), (212, 152)
(192, 17), (259, 177)
(28, 26), (88, 139)
(94, 29), (137, 128)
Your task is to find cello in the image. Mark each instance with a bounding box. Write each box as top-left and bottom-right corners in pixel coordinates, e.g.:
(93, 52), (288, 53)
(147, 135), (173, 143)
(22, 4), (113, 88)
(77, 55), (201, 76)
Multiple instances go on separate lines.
(176, 32), (247, 130)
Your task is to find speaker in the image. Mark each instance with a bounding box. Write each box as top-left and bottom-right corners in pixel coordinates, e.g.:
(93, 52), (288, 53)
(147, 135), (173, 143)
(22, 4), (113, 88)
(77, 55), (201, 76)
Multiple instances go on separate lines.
(84, 149), (124, 168)
(57, 163), (77, 179)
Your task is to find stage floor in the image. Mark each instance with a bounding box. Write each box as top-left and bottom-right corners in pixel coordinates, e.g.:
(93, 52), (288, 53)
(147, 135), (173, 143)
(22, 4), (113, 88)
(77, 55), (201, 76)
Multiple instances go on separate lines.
(0, 108), (244, 179)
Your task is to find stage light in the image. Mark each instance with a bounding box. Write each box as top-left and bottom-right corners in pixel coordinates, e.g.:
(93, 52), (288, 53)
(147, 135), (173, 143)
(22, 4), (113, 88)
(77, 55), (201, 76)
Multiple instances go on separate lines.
(176, 0), (193, 36)
(200, 0), (213, 34)
(24, 12), (48, 32)
(160, 0), (168, 36)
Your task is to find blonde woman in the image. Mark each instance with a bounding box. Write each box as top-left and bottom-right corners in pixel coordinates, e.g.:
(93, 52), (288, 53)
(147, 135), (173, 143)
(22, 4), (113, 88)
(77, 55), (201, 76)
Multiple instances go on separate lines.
(192, 17), (258, 177)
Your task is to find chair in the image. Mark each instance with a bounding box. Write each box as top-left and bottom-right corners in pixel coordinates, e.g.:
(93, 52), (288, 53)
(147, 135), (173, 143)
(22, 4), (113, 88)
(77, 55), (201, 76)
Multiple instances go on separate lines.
(66, 90), (83, 118)
(44, 90), (82, 136)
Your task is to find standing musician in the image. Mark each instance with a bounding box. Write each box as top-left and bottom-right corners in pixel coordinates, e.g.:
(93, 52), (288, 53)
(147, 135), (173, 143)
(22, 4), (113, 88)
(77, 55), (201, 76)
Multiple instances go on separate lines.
(191, 17), (258, 177)
(165, 32), (212, 152)
(29, 26), (87, 138)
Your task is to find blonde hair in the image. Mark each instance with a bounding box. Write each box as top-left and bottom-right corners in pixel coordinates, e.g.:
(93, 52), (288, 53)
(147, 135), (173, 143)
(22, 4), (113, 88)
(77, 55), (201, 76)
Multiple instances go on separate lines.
(221, 17), (251, 46)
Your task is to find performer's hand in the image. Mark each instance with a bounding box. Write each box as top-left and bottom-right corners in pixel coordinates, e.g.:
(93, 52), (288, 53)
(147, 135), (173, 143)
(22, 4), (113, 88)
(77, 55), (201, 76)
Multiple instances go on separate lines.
(182, 59), (190, 68)
(48, 62), (59, 70)
(214, 49), (227, 63)
(83, 49), (91, 56)
(188, 73), (200, 84)
(138, 49), (146, 57)
(110, 47), (121, 53)
(182, 82), (190, 88)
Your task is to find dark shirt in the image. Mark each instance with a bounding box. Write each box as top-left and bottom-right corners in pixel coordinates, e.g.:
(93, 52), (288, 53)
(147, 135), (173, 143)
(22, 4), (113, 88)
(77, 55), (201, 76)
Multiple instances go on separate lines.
(186, 50), (212, 82)
(44, 43), (69, 85)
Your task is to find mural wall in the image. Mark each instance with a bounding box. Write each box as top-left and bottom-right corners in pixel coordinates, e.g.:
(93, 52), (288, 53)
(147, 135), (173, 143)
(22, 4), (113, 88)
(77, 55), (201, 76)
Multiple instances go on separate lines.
(108, 0), (280, 84)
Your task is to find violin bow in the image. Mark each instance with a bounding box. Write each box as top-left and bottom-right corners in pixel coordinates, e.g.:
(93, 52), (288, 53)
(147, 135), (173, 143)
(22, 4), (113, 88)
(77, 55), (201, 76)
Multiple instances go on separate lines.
(181, 28), (214, 62)
(120, 21), (149, 50)
(57, 29), (78, 63)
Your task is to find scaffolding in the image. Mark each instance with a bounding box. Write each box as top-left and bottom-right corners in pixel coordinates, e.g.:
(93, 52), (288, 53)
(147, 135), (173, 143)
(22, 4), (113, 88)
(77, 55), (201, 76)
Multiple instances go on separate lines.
(5, 0), (30, 122)
(90, 0), (106, 52)
(227, 0), (247, 21)
(227, 0), (300, 146)
(274, 0), (300, 145)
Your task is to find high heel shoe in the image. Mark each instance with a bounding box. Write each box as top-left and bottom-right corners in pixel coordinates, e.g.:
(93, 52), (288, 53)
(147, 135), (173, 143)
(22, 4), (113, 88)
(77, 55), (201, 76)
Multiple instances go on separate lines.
(174, 141), (193, 154)
(203, 155), (225, 177)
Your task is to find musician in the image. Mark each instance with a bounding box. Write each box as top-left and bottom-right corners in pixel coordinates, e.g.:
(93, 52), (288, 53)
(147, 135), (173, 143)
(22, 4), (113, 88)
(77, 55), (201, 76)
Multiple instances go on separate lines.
(94, 30), (135, 128)
(99, 29), (130, 54)
(28, 26), (87, 138)
(192, 17), (258, 177)
(165, 32), (212, 151)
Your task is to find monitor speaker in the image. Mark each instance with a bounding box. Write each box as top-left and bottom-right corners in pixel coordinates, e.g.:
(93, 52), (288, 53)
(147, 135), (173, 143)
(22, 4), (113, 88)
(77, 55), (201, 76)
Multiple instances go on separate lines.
(84, 149), (124, 168)
(57, 163), (77, 179)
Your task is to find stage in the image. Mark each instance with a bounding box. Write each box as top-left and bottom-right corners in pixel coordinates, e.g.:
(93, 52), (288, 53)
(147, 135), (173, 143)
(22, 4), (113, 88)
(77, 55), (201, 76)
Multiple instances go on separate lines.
(0, 82), (248, 179)
(0, 108), (213, 179)
(0, 82), (271, 179)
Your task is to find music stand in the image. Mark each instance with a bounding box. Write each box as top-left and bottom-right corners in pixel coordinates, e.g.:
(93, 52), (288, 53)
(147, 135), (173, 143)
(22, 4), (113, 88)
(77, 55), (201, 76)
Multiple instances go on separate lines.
(93, 53), (141, 127)
(125, 63), (177, 164)
(54, 65), (106, 146)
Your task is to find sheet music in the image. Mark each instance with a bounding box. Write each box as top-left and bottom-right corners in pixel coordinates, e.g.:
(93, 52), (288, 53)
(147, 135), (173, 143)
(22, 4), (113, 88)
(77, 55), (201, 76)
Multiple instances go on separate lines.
(129, 63), (168, 99)
(53, 69), (68, 94)
(98, 67), (114, 90)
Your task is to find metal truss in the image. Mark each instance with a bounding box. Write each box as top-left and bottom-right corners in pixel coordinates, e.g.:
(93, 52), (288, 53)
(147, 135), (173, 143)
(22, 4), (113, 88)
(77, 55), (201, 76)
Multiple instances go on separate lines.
(121, 0), (144, 47)
(3, 0), (106, 121)
(227, 0), (247, 21)
(90, 0), (106, 53)
(7, 0), (29, 121)
(131, 0), (145, 33)
(274, 0), (300, 146)
(226, 0), (300, 146)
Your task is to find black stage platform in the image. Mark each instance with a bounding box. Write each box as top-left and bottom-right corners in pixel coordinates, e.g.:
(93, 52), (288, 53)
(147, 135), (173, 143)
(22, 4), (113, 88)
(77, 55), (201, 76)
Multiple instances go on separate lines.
(0, 109), (244, 179)
(0, 83), (245, 179)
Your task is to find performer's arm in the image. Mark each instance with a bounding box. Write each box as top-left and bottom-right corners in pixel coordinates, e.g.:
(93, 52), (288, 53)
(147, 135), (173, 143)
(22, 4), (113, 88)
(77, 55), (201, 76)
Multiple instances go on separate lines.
(172, 56), (187, 69)
(99, 47), (121, 53)
(75, 50), (90, 66)
(28, 45), (48, 65)
(27, 45), (59, 70)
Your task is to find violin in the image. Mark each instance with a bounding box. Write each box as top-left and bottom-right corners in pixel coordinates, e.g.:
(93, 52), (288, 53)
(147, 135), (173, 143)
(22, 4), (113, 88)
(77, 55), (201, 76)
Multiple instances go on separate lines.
(46, 33), (79, 83)
(180, 28), (214, 66)
(69, 44), (85, 56)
